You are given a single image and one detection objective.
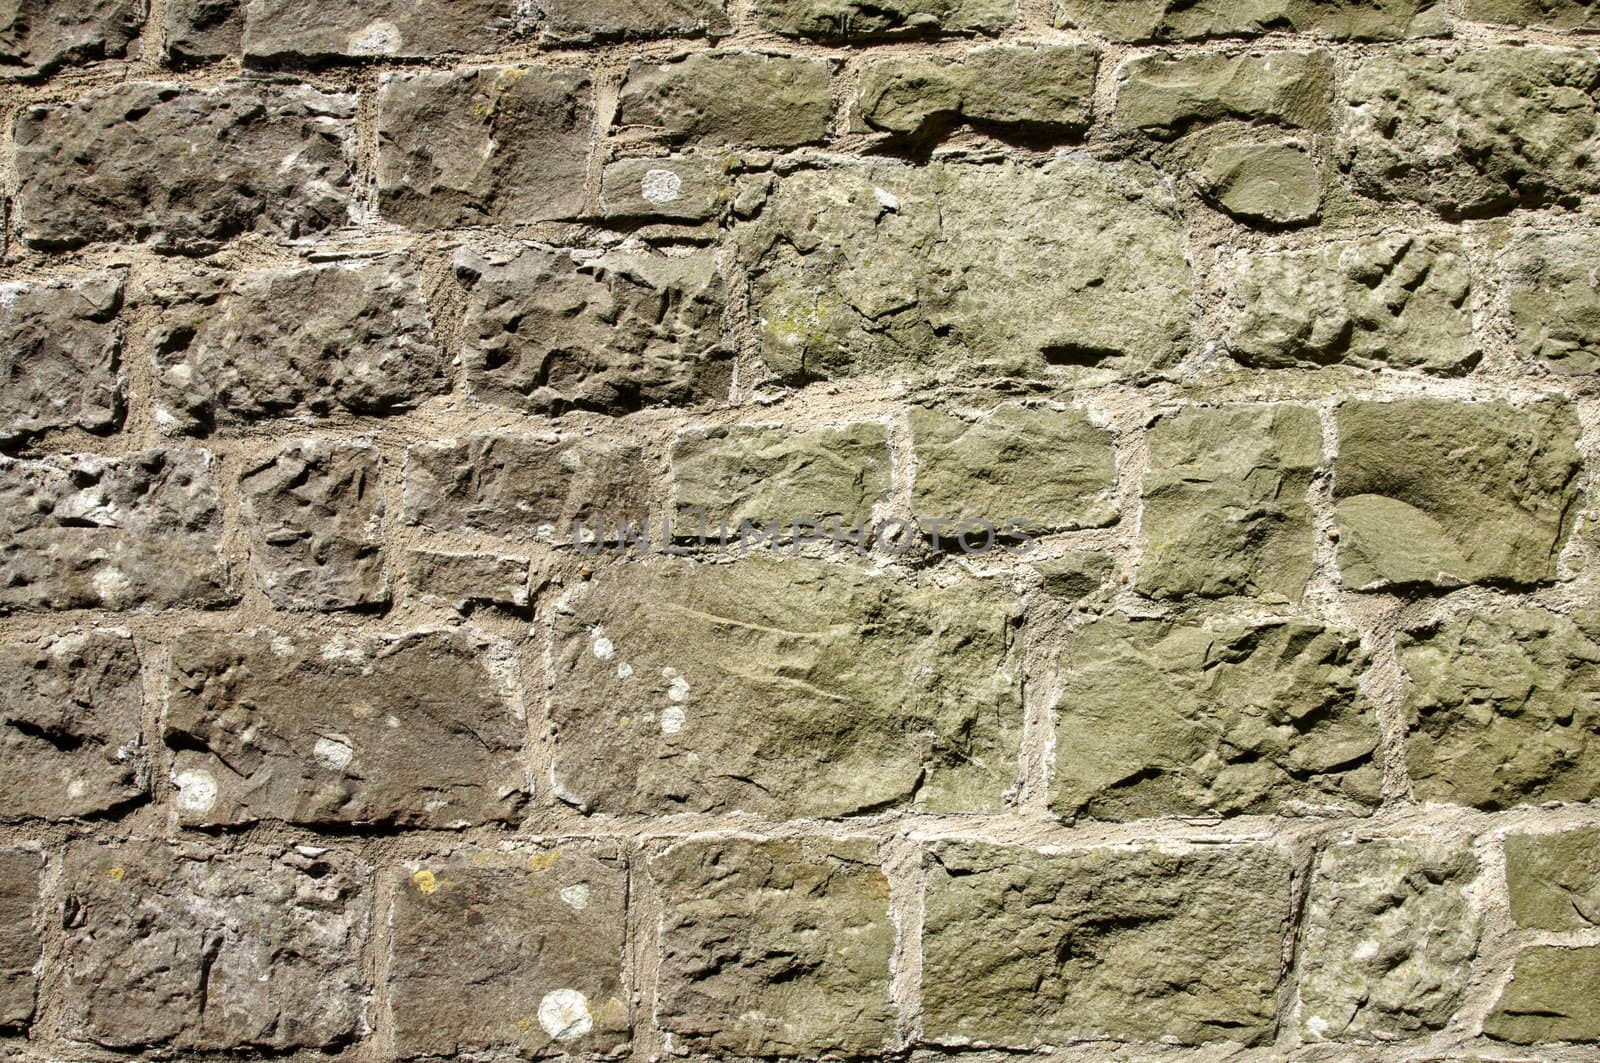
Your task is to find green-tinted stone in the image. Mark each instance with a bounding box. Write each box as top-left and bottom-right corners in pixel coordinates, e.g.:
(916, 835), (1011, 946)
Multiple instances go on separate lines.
(1505, 231), (1600, 374)
(1298, 839), (1481, 1041)
(1401, 606), (1600, 810)
(922, 841), (1292, 1046)
(549, 558), (1023, 816)
(1052, 613), (1381, 820)
(1059, 0), (1443, 40)
(1114, 51), (1334, 135)
(1196, 139), (1321, 224)
(1032, 551), (1114, 602)
(1333, 400), (1581, 590)
(858, 44), (1096, 138)
(910, 405), (1117, 533)
(614, 50), (832, 149)
(1465, 0), (1600, 30)
(652, 838), (894, 1056)
(1505, 827), (1600, 929)
(758, 0), (1015, 39)
(1138, 404), (1320, 602)
(1228, 235), (1475, 372)
(1485, 946), (1600, 1043)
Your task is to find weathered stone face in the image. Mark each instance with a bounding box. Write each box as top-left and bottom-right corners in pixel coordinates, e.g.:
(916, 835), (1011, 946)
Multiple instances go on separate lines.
(1485, 946), (1600, 1043)
(0, 632), (145, 819)
(456, 244), (729, 416)
(858, 44), (1096, 139)
(376, 66), (593, 229)
(1333, 400), (1581, 590)
(62, 841), (369, 1050)
(0, 849), (41, 1029)
(1114, 51), (1334, 135)
(0, 448), (232, 612)
(1196, 139), (1322, 224)
(652, 837), (894, 1057)
(550, 558), (1023, 816)
(1137, 404), (1320, 601)
(165, 628), (529, 828)
(404, 550), (530, 611)
(1465, 0), (1600, 28)
(242, 0), (529, 60)
(529, 0), (731, 42)
(740, 159), (1191, 381)
(1343, 47), (1600, 217)
(1052, 614), (1381, 820)
(0, 0), (143, 76)
(600, 156), (728, 221)
(1401, 606), (1600, 810)
(1505, 230), (1600, 374)
(0, 272), (123, 442)
(1505, 827), (1600, 930)
(1033, 550), (1114, 602)
(388, 845), (629, 1058)
(922, 841), (1292, 1046)
(910, 405), (1117, 533)
(1227, 235), (1475, 371)
(160, 0), (241, 62)
(1059, 0), (1444, 39)
(240, 439), (388, 612)
(148, 257), (446, 434)
(14, 80), (355, 254)
(1297, 838), (1481, 1041)
(757, 0), (1014, 39)
(615, 51), (832, 148)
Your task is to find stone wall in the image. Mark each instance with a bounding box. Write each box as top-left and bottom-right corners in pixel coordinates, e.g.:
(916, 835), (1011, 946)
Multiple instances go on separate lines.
(1, 0), (1599, 1059)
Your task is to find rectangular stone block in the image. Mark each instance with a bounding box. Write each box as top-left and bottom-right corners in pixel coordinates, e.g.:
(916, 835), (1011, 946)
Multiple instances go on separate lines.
(858, 44), (1095, 139)
(1056, 0), (1445, 40)
(388, 844), (628, 1058)
(922, 841), (1292, 1045)
(61, 841), (369, 1050)
(1052, 613), (1381, 820)
(15, 80), (355, 254)
(1466, 0), (1600, 29)
(530, 0), (731, 43)
(1114, 51), (1334, 136)
(0, 631), (145, 820)
(0, 271), (124, 443)
(0, 849), (42, 1029)
(652, 837), (894, 1057)
(549, 557), (1023, 816)
(161, 0), (241, 62)
(243, 0), (528, 60)
(1485, 945), (1600, 1043)
(1506, 826), (1600, 930)
(615, 50), (832, 149)
(0, 448), (232, 611)
(165, 628), (529, 828)
(758, 0), (1015, 38)
(404, 549), (530, 610)
(600, 156), (728, 222)
(1505, 230), (1600, 374)
(0, 0), (144, 77)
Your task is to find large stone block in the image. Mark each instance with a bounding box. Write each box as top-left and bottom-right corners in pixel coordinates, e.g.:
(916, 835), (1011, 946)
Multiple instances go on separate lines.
(165, 628), (529, 828)
(388, 845), (628, 1058)
(1137, 404), (1320, 601)
(240, 438), (388, 612)
(652, 837), (894, 1057)
(1297, 838), (1481, 1041)
(148, 257), (446, 434)
(1227, 235), (1475, 371)
(615, 51), (832, 149)
(1485, 946), (1600, 1043)
(549, 558), (1023, 816)
(376, 65), (592, 229)
(1465, 0), (1600, 29)
(740, 159), (1191, 381)
(757, 0), (1014, 39)
(1333, 400), (1581, 590)
(0, 632), (145, 819)
(1343, 47), (1600, 217)
(242, 0), (529, 60)
(1505, 827), (1600, 929)
(0, 272), (124, 442)
(1505, 230), (1600, 374)
(0, 849), (41, 1029)
(1051, 613), (1381, 820)
(61, 841), (369, 1050)
(922, 841), (1291, 1045)
(1400, 605), (1600, 809)
(161, 0), (241, 62)
(457, 244), (729, 416)
(1057, 0), (1445, 39)
(1195, 138), (1323, 224)
(1114, 51), (1334, 135)
(0, 448), (231, 611)
(527, 0), (731, 43)
(14, 80), (354, 254)
(858, 44), (1096, 139)
(0, 0), (144, 76)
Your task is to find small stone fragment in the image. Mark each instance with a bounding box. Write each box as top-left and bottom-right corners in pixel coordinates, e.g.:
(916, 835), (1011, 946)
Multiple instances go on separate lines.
(242, 0), (530, 60)
(1115, 51), (1334, 135)
(858, 44), (1096, 139)
(161, 0), (241, 62)
(615, 51), (832, 149)
(1057, 0), (1446, 40)
(1485, 946), (1600, 1043)
(1505, 827), (1600, 930)
(600, 156), (729, 221)
(1505, 230), (1600, 374)
(405, 550), (530, 610)
(758, 0), (1015, 39)
(0, 0), (144, 77)
(0, 272), (124, 442)
(0, 849), (41, 1029)
(1196, 139), (1321, 223)
(1032, 551), (1114, 601)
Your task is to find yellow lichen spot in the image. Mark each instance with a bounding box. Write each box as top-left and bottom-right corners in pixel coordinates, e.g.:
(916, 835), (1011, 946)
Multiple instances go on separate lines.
(527, 850), (560, 873)
(412, 869), (439, 894)
(473, 851), (495, 866)
(106, 866), (125, 882)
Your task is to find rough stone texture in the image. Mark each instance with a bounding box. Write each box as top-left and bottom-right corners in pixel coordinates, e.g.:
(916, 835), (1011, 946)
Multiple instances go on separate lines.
(0, 0), (143, 77)
(376, 66), (593, 229)
(61, 841), (368, 1050)
(0, 849), (40, 1029)
(0, 272), (124, 443)
(456, 244), (730, 416)
(652, 837), (893, 1057)
(1297, 838), (1482, 1041)
(600, 156), (728, 221)
(1484, 946), (1600, 1043)
(857, 45), (1096, 139)
(1343, 47), (1600, 217)
(1137, 404), (1321, 601)
(1033, 550), (1114, 601)
(1057, 0), (1446, 40)
(1115, 51), (1334, 135)
(670, 421), (891, 531)
(615, 51), (832, 149)
(1333, 400), (1581, 590)
(1400, 606), (1600, 810)
(909, 405), (1117, 533)
(14, 80), (355, 254)
(242, 0), (530, 60)
(1465, 0), (1600, 29)
(1227, 235), (1475, 371)
(1052, 613), (1381, 820)
(757, 0), (1015, 39)
(404, 550), (530, 611)
(1505, 827), (1600, 929)
(147, 257), (446, 435)
(1196, 139), (1322, 224)
(240, 439), (387, 612)
(164, 628), (528, 828)
(1505, 230), (1600, 374)
(0, 631), (145, 820)
(922, 841), (1292, 1046)
(740, 159), (1191, 381)
(550, 558), (1022, 816)
(528, 0), (731, 42)
(160, 0), (241, 62)
(388, 845), (629, 1058)
(0, 448), (231, 612)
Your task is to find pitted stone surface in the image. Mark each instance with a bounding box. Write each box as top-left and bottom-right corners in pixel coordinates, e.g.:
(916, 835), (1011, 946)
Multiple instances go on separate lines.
(1505, 230), (1600, 375)
(615, 51), (832, 148)
(1115, 51), (1334, 135)
(1505, 827), (1600, 930)
(758, 0), (1015, 39)
(1058, 0), (1445, 39)
(0, 272), (124, 442)
(858, 44), (1097, 138)
(0, 849), (41, 1029)
(0, 0), (144, 76)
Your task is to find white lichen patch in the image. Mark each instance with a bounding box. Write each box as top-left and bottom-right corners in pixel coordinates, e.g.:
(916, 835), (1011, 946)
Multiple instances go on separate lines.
(560, 882), (591, 910)
(314, 734), (355, 771)
(173, 769), (218, 814)
(661, 706), (686, 735)
(641, 168), (683, 204)
(348, 20), (402, 54)
(537, 988), (592, 1041)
